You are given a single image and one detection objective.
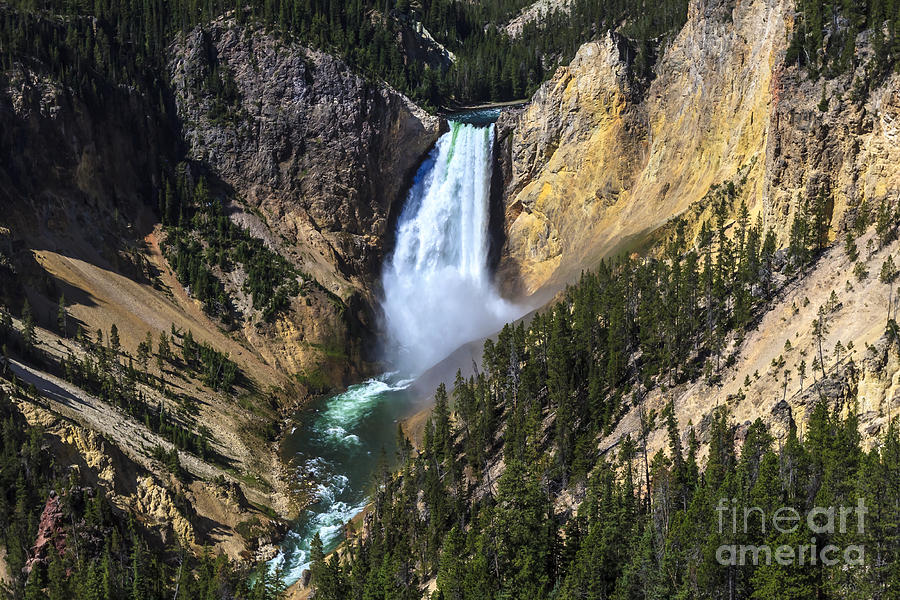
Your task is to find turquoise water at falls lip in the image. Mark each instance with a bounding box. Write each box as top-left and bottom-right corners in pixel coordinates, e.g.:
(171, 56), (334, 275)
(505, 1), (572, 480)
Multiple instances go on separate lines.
(273, 122), (528, 586)
(443, 107), (503, 125)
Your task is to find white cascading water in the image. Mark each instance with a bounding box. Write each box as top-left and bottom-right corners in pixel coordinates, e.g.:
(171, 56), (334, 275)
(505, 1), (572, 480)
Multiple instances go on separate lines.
(381, 121), (520, 374)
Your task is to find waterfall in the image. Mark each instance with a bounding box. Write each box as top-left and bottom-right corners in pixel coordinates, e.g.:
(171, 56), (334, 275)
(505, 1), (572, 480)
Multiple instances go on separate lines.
(381, 121), (519, 374)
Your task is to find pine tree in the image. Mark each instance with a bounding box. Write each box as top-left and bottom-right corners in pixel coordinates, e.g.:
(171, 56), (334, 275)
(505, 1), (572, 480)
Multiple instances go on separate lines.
(789, 197), (811, 271)
(845, 230), (859, 262)
(24, 565), (46, 600)
(310, 533), (347, 599)
(396, 422), (412, 465)
(22, 298), (36, 349)
(0, 305), (12, 338)
(57, 295), (67, 337)
(812, 305), (830, 380)
(109, 324), (120, 357)
(47, 549), (69, 600)
(880, 255), (897, 322)
(492, 458), (553, 599)
(432, 383), (452, 467)
(137, 331), (152, 372)
(436, 526), (467, 600)
(130, 534), (145, 600)
(876, 198), (894, 247)
(182, 330), (194, 365)
(548, 306), (575, 481)
(101, 545), (115, 600)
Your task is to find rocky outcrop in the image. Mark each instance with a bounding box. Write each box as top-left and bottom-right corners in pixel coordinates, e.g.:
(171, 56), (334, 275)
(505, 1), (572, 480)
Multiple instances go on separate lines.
(60, 426), (117, 489)
(132, 476), (197, 546)
(170, 19), (442, 299)
(495, 32), (644, 295)
(497, 0), (785, 295)
(503, 0), (574, 37)
(498, 0), (900, 298)
(395, 16), (456, 70)
(24, 492), (66, 574)
(764, 68), (900, 240)
(856, 333), (900, 437)
(598, 229), (900, 469)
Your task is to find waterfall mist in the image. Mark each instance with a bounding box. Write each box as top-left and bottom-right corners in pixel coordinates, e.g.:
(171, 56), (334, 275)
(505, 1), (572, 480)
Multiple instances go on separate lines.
(381, 121), (523, 375)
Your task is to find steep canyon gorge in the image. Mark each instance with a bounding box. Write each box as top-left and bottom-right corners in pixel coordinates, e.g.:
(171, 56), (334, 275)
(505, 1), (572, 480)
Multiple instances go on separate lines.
(1, 0), (900, 594)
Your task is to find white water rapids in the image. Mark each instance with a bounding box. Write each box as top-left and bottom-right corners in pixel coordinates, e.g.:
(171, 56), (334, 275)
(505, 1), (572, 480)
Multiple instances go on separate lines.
(272, 120), (525, 586)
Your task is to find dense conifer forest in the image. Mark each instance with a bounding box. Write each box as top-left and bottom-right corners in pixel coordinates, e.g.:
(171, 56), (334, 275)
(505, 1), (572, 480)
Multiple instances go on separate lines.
(304, 189), (900, 599)
(311, 398), (900, 599)
(3, 0), (898, 109)
(0, 0), (689, 108)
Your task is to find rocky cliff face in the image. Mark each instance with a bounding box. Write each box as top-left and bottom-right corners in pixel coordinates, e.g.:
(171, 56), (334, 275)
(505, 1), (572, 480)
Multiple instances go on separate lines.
(498, 0), (900, 298)
(0, 69), (168, 253)
(170, 19), (441, 299)
(763, 60), (900, 240)
(494, 32), (644, 295)
(497, 0), (788, 296)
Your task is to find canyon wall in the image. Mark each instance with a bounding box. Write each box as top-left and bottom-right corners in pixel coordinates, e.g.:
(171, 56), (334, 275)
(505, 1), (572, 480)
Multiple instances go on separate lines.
(497, 0), (898, 300)
(170, 20), (442, 300)
(497, 0), (788, 296)
(0, 18), (443, 558)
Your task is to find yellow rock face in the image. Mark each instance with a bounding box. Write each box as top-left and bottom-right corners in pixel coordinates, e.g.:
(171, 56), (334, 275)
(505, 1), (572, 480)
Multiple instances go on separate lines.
(61, 426), (117, 487)
(498, 0), (784, 295)
(497, 33), (646, 294)
(857, 341), (900, 418)
(499, 0), (900, 300)
(132, 476), (197, 546)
